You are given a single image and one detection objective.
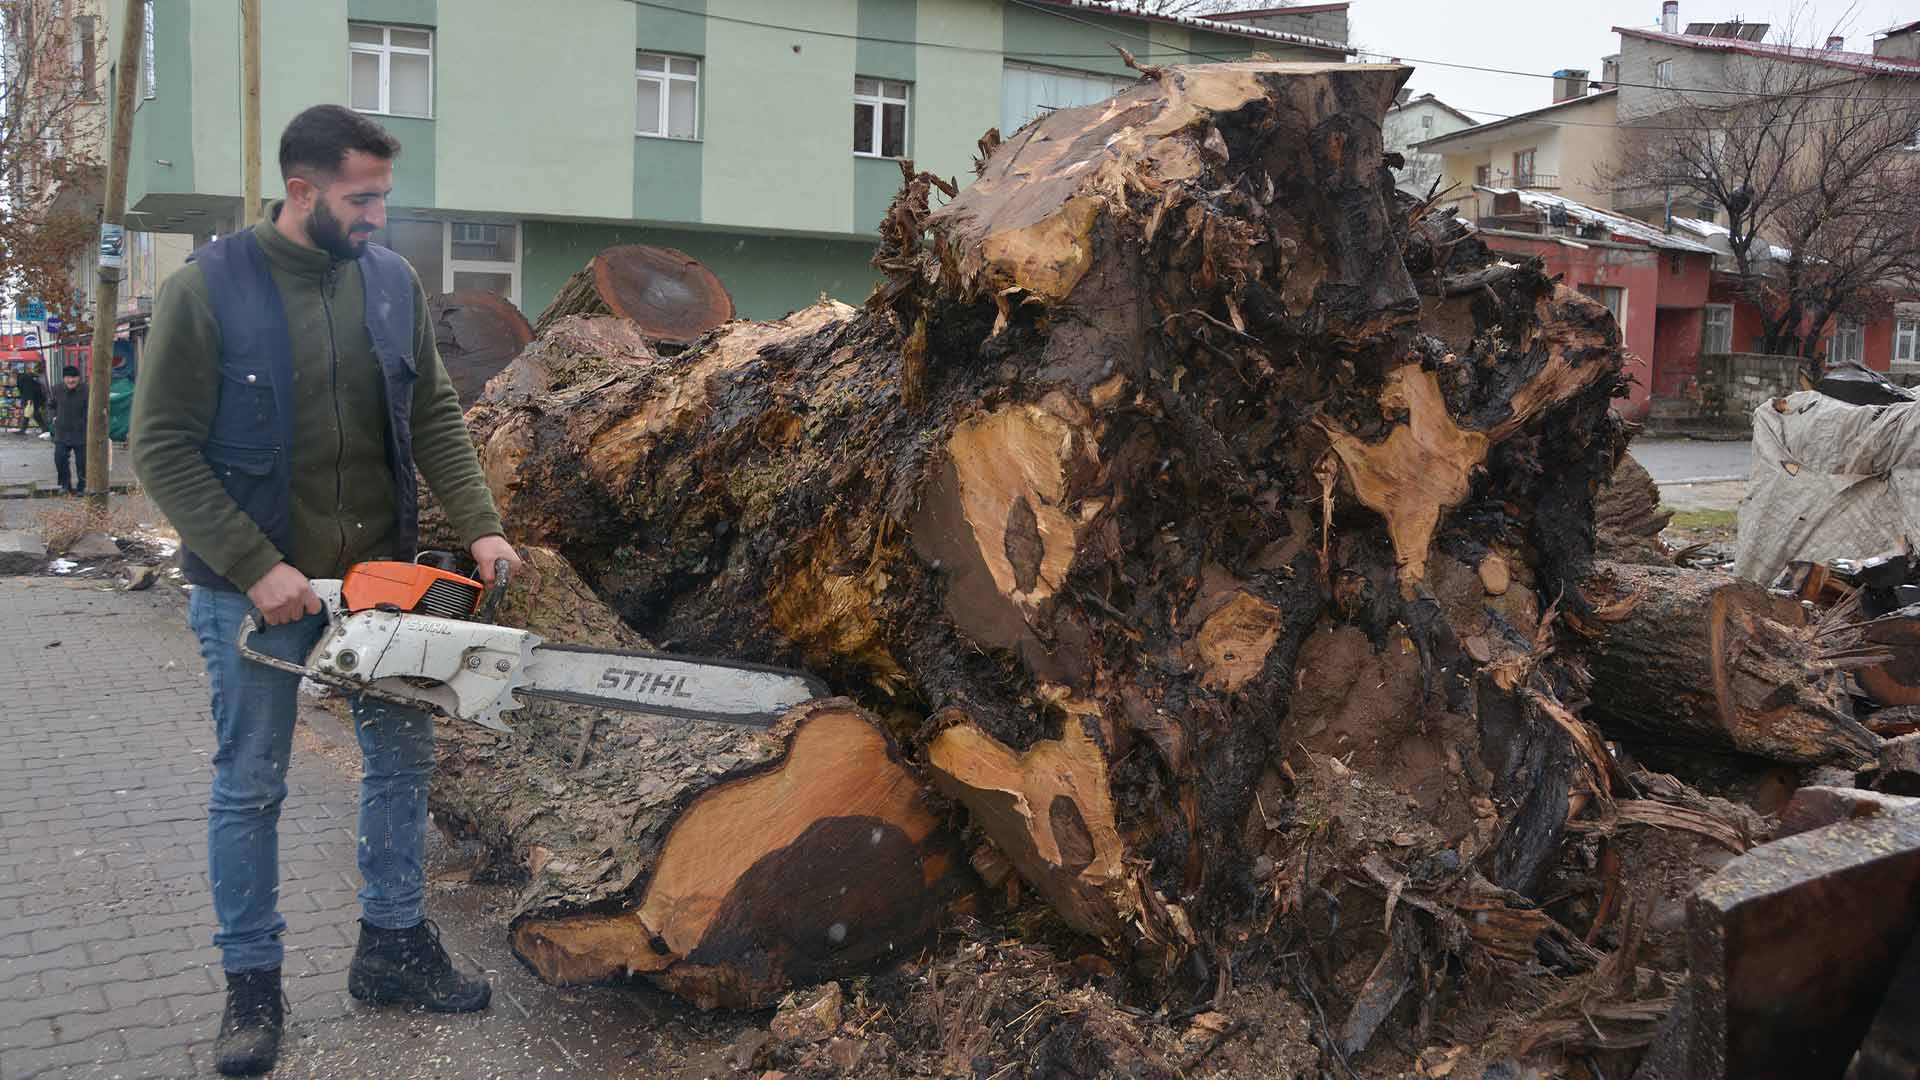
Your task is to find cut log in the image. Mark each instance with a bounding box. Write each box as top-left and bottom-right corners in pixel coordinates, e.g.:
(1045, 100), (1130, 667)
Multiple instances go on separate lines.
(1584, 562), (1878, 766)
(430, 289), (533, 407)
(1857, 616), (1920, 708)
(1594, 452), (1673, 566)
(533, 244), (734, 345)
(447, 61), (1637, 1002)
(428, 546), (972, 1009)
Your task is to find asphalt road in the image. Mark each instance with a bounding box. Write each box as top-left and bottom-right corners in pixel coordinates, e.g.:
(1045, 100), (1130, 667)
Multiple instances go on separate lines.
(1630, 437), (1753, 485)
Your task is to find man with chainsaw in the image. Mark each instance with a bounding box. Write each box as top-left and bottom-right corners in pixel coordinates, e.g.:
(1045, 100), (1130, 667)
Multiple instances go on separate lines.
(132, 105), (522, 1077)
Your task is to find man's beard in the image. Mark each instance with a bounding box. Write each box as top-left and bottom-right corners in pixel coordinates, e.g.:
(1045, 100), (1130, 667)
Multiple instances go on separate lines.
(309, 199), (370, 261)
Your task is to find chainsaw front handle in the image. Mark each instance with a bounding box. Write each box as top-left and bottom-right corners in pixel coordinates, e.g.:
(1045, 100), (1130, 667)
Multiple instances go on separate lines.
(477, 557), (512, 623)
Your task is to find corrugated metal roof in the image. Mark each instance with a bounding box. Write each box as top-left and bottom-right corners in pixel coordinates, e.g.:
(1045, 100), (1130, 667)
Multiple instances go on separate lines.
(1477, 187), (1721, 254)
(1614, 26), (1920, 78)
(1024, 1), (1353, 56)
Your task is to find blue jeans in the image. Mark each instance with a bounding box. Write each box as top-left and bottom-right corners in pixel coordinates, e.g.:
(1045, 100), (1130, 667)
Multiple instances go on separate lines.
(188, 586), (436, 974)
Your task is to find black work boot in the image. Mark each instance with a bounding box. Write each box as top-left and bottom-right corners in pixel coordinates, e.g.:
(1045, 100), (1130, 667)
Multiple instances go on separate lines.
(213, 968), (284, 1076)
(347, 920), (491, 1012)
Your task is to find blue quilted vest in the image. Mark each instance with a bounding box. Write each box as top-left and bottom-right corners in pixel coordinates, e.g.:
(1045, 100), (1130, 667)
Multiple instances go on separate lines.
(179, 229), (419, 590)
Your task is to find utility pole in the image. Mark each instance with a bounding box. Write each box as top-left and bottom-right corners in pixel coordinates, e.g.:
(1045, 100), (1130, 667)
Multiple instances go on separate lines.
(240, 0), (261, 226)
(84, 0), (146, 511)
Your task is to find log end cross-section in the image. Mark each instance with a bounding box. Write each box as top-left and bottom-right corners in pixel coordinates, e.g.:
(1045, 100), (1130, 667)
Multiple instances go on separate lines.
(506, 700), (973, 1009)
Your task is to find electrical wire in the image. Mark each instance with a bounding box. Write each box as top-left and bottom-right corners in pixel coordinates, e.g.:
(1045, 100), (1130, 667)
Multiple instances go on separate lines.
(1412, 101), (1913, 134)
(613, 0), (1920, 128)
(1357, 45), (1920, 103)
(619, 0), (1311, 62)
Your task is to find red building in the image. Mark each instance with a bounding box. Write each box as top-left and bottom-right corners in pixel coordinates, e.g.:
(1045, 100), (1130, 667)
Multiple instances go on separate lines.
(1469, 189), (1920, 419)
(1674, 216), (1920, 379)
(1472, 187), (1717, 420)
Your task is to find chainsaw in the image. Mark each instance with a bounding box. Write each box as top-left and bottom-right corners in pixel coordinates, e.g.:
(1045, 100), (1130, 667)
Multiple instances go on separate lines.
(237, 557), (828, 733)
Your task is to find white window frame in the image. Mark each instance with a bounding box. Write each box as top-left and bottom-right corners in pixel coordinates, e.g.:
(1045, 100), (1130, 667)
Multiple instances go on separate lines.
(442, 220), (520, 308)
(635, 51), (700, 140)
(1654, 59), (1674, 88)
(1896, 316), (1920, 364)
(1000, 60), (1130, 130)
(1831, 316), (1865, 365)
(349, 23), (433, 119)
(140, 0), (154, 103)
(1580, 283), (1627, 329)
(853, 77), (910, 159)
(1702, 303), (1733, 354)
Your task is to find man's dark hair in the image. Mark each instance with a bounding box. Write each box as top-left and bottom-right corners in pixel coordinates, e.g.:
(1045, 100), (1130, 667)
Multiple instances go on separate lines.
(278, 105), (401, 184)
(61, 365), (79, 377)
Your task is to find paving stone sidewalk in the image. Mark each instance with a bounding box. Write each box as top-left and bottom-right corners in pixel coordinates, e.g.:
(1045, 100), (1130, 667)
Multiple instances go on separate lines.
(0, 578), (753, 1079)
(0, 431), (136, 500)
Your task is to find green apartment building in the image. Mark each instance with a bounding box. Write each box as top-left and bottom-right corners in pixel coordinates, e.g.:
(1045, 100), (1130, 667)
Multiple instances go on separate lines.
(124, 0), (1347, 320)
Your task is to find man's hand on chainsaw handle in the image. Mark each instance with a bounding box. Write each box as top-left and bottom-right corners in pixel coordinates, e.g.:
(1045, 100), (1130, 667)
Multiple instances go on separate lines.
(470, 535), (523, 586)
(248, 563), (324, 626)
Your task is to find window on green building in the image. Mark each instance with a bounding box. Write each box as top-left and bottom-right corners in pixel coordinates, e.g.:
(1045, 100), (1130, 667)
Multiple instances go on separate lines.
(1000, 62), (1128, 134)
(372, 219), (519, 307)
(349, 23), (432, 119)
(140, 0), (154, 102)
(854, 78), (909, 159)
(636, 52), (699, 140)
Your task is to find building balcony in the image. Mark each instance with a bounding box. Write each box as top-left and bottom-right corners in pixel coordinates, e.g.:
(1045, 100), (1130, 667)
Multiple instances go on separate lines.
(1512, 173), (1559, 190)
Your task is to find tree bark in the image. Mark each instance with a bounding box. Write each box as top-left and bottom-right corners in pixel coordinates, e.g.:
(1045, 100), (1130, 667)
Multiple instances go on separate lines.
(1593, 453), (1672, 566)
(428, 546), (973, 1008)
(1583, 562), (1878, 766)
(444, 61), (1639, 1002)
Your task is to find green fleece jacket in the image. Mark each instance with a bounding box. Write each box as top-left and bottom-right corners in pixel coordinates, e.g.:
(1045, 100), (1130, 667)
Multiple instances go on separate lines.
(132, 210), (503, 591)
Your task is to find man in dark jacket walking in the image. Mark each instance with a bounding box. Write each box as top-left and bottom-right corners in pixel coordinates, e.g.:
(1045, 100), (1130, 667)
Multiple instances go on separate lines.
(133, 106), (521, 1076)
(46, 366), (86, 494)
(14, 368), (47, 434)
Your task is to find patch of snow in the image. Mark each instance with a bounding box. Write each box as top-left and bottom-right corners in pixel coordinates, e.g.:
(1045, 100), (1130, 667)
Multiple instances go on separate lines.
(49, 558), (78, 574)
(1671, 216), (1730, 239)
(1477, 186), (1720, 255)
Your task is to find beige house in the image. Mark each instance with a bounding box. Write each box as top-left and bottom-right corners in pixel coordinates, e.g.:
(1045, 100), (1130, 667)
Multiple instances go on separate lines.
(5, 0), (190, 341)
(1413, 86), (1620, 220)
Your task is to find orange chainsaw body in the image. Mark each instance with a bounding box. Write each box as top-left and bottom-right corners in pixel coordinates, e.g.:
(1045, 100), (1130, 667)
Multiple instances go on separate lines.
(339, 561), (485, 618)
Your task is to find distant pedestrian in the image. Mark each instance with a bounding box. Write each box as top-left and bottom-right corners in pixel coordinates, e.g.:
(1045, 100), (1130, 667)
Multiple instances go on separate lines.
(47, 365), (86, 495)
(14, 368), (47, 434)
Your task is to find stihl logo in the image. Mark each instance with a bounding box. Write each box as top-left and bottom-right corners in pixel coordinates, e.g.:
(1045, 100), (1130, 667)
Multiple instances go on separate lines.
(596, 668), (697, 699)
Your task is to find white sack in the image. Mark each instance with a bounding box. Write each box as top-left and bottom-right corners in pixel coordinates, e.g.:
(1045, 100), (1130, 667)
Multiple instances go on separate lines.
(1734, 391), (1920, 582)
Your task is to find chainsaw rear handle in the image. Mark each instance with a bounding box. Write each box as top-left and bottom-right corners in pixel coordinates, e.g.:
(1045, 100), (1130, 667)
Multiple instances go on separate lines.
(233, 577), (347, 673)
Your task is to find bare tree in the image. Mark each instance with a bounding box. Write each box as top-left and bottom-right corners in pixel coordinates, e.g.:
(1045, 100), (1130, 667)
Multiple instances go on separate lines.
(1104, 0), (1277, 19)
(0, 0), (108, 332)
(1611, 35), (1920, 379)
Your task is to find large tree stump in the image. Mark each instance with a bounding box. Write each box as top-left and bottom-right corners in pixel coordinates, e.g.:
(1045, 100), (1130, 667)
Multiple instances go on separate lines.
(445, 61), (1640, 1020)
(428, 547), (972, 1008)
(1583, 562), (1878, 766)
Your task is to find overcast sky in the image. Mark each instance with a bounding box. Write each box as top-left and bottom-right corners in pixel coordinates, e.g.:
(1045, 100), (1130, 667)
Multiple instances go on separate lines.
(1341, 0), (1912, 119)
